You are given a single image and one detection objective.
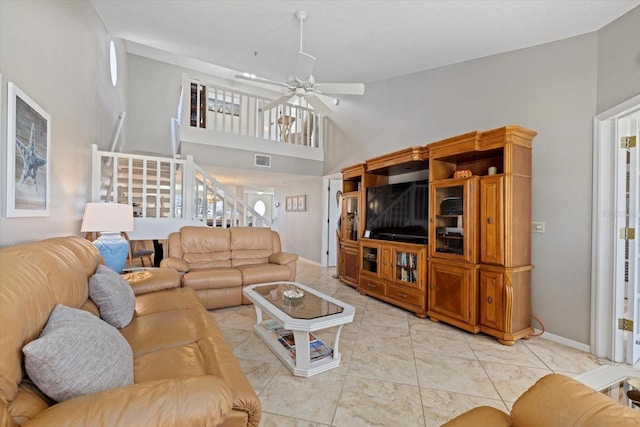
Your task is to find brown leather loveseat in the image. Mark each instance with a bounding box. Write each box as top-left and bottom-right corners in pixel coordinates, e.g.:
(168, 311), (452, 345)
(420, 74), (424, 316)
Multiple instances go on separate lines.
(0, 236), (261, 426)
(161, 226), (298, 309)
(443, 373), (640, 426)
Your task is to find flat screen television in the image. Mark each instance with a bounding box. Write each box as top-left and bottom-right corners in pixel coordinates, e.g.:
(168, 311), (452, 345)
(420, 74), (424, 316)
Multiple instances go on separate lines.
(365, 180), (428, 244)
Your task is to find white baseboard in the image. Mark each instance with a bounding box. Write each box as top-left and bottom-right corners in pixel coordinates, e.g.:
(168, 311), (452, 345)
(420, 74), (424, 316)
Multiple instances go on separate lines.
(534, 329), (591, 353)
(297, 257), (323, 267)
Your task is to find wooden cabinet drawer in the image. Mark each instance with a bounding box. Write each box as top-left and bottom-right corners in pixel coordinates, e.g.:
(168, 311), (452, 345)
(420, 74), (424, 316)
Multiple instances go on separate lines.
(387, 284), (424, 306)
(359, 277), (386, 297)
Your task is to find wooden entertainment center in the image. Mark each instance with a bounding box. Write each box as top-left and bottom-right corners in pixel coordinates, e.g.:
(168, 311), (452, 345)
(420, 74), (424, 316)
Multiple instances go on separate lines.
(337, 125), (537, 345)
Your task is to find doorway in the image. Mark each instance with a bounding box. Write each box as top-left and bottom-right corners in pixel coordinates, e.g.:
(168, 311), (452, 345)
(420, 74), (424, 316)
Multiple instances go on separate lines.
(322, 177), (342, 267)
(592, 93), (640, 365)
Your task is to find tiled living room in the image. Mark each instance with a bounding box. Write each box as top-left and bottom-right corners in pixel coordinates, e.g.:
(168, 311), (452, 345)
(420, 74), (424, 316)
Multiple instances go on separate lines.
(2, 1), (640, 426)
(214, 260), (614, 427)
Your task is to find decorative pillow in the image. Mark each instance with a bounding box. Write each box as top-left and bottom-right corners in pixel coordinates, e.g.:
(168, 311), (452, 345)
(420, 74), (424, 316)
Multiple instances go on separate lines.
(89, 264), (135, 328)
(23, 304), (134, 402)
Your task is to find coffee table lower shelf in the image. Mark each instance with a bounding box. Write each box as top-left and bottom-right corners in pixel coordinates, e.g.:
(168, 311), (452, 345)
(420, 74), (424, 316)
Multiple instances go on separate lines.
(253, 325), (341, 377)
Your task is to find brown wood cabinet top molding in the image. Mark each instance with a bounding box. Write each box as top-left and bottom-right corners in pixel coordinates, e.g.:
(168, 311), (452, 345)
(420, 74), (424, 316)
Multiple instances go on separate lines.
(340, 163), (365, 179)
(427, 126), (536, 159)
(365, 146), (428, 173)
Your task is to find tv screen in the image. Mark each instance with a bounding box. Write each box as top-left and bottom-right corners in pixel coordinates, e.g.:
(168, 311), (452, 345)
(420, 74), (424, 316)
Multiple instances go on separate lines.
(365, 180), (429, 244)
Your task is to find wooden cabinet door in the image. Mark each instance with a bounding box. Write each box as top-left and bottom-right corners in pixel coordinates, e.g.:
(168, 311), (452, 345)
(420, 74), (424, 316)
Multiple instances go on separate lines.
(343, 245), (360, 286)
(428, 261), (477, 326)
(342, 192), (360, 242)
(391, 245), (425, 290)
(480, 269), (504, 332)
(360, 241), (381, 277)
(480, 176), (504, 265)
(430, 178), (479, 263)
(381, 245), (393, 280)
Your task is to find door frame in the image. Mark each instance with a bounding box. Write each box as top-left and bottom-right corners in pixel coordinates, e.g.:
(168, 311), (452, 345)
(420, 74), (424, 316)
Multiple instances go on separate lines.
(591, 93), (640, 361)
(321, 174), (342, 266)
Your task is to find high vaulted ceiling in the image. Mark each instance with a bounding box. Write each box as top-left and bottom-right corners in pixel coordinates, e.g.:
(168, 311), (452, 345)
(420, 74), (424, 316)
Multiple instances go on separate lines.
(91, 0), (638, 189)
(92, 0), (638, 85)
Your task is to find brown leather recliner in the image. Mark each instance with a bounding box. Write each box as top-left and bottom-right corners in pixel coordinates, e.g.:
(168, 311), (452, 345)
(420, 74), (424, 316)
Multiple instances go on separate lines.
(161, 226), (298, 309)
(442, 373), (640, 426)
(0, 236), (261, 426)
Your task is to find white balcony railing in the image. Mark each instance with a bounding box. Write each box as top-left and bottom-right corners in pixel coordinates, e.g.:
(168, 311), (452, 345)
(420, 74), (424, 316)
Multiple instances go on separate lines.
(177, 75), (322, 157)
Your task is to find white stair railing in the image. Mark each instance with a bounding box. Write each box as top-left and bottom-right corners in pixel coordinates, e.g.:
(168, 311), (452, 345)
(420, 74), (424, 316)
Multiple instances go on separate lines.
(90, 145), (271, 229)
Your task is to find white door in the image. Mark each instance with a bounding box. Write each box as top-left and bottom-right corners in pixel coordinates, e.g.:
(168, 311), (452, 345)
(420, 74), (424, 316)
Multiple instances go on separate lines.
(327, 178), (342, 267)
(616, 112), (640, 365)
(592, 95), (640, 363)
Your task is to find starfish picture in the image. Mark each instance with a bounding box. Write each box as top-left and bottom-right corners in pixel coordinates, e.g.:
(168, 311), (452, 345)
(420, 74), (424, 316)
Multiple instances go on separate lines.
(16, 122), (47, 194)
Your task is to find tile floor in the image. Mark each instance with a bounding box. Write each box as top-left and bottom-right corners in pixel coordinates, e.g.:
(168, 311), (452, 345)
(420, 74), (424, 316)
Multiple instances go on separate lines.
(211, 260), (616, 427)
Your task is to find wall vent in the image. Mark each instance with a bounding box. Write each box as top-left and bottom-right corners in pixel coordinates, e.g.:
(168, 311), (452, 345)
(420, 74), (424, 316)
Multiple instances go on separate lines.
(255, 154), (271, 168)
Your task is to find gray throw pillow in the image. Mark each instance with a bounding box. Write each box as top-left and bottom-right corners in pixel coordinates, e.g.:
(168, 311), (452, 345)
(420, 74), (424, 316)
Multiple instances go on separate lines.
(23, 304), (134, 402)
(89, 264), (135, 328)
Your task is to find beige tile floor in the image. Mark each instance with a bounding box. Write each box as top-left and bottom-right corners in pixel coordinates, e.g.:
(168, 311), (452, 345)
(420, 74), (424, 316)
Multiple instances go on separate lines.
(211, 260), (615, 427)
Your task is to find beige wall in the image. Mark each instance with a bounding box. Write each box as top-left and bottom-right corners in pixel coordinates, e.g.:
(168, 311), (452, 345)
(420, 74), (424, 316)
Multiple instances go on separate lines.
(0, 0), (126, 246)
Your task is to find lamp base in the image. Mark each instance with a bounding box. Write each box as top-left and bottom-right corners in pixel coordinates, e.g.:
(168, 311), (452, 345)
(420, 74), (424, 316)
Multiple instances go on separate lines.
(93, 232), (129, 274)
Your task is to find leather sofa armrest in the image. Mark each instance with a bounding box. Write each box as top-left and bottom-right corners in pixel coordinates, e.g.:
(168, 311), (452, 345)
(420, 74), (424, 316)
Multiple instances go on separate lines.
(441, 406), (510, 426)
(122, 268), (181, 295)
(25, 376), (233, 427)
(160, 257), (190, 272)
(269, 252), (298, 265)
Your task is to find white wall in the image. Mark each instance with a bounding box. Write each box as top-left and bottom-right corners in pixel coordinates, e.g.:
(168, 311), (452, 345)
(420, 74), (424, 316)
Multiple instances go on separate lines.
(596, 6), (640, 113)
(274, 178), (324, 262)
(0, 0), (126, 246)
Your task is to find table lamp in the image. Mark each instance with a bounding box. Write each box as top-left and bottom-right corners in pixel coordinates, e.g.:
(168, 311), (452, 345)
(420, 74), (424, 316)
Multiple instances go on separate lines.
(81, 202), (134, 273)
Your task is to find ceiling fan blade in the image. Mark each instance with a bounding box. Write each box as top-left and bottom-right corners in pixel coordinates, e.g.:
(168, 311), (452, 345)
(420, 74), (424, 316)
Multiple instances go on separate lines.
(261, 93), (297, 111)
(294, 51), (316, 82)
(305, 93), (333, 115)
(235, 73), (286, 88)
(314, 82), (365, 95)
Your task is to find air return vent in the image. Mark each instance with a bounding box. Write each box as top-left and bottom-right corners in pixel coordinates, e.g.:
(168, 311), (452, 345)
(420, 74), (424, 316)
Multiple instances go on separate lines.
(255, 154), (271, 168)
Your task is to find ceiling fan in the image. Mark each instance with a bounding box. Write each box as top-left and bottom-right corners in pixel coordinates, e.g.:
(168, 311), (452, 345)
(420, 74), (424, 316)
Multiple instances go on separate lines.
(235, 10), (365, 115)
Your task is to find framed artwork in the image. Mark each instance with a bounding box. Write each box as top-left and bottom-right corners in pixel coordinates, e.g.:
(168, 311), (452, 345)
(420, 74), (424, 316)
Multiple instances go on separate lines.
(286, 195), (307, 212)
(6, 82), (51, 217)
(297, 195), (306, 211)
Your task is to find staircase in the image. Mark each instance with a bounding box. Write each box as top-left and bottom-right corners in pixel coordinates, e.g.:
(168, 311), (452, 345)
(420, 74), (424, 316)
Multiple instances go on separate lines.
(90, 145), (272, 240)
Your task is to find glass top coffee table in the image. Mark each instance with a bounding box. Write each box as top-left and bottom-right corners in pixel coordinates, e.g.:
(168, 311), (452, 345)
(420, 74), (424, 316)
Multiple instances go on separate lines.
(243, 281), (355, 377)
(574, 365), (640, 409)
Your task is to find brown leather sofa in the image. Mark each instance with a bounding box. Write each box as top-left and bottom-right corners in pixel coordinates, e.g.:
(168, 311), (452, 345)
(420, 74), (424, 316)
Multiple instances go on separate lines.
(0, 236), (261, 427)
(443, 373), (640, 426)
(160, 226), (298, 309)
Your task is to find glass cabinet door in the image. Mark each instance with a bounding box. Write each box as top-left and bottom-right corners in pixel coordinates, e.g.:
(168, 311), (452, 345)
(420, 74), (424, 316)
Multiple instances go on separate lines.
(430, 177), (478, 263)
(394, 250), (418, 285)
(343, 192), (359, 242)
(361, 243), (379, 276)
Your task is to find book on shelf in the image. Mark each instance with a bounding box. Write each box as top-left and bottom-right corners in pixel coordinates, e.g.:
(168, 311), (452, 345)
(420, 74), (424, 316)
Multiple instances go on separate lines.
(289, 340), (333, 362)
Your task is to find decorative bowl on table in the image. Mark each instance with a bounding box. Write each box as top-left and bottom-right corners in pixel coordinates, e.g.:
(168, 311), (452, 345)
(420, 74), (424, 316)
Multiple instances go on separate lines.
(282, 287), (305, 304)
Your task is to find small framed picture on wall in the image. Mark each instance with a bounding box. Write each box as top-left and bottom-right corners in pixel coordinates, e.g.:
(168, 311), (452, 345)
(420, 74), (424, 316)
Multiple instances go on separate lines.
(286, 195), (307, 212)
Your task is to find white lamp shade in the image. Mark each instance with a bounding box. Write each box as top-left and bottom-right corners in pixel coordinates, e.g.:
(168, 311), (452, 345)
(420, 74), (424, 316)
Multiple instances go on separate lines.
(81, 203), (134, 233)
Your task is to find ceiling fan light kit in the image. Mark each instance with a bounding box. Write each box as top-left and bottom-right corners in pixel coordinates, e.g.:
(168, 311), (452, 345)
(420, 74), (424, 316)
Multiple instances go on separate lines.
(235, 11), (365, 115)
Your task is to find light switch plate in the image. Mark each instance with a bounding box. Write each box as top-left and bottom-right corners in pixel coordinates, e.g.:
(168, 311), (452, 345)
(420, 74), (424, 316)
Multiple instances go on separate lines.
(531, 221), (545, 233)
